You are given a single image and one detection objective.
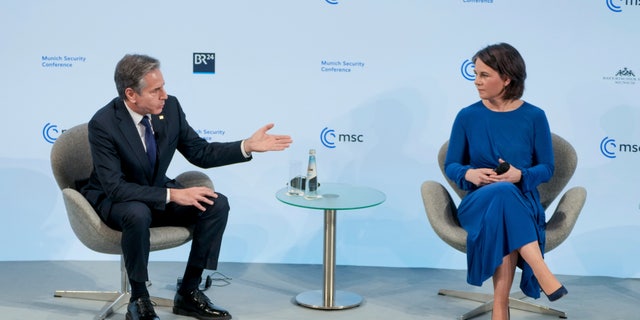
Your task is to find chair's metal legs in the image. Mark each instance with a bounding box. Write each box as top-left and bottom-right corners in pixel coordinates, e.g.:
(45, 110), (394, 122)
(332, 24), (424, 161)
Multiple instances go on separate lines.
(54, 257), (174, 319)
(439, 289), (494, 302)
(439, 289), (494, 320)
(54, 290), (128, 320)
(439, 289), (567, 319)
(507, 292), (567, 318)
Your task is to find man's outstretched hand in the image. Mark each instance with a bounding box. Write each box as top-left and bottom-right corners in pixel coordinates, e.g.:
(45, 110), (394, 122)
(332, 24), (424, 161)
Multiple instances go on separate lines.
(243, 123), (292, 153)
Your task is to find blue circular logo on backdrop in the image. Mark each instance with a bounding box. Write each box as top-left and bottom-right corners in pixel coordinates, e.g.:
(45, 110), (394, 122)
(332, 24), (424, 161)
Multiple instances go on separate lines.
(43, 122), (59, 144)
(321, 127), (336, 148)
(600, 136), (617, 158)
(606, 0), (622, 12)
(325, 0), (338, 5)
(461, 59), (475, 81)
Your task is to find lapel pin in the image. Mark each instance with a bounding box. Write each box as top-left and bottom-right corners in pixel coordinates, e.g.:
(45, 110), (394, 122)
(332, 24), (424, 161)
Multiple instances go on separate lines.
(159, 115), (164, 120)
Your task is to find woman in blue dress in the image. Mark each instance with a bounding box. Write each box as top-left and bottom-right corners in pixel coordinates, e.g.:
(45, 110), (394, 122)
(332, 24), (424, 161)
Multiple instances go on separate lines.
(444, 43), (567, 320)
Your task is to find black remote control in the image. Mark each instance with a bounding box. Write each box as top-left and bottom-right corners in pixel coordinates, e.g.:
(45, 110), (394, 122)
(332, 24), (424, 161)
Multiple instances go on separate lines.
(494, 162), (510, 175)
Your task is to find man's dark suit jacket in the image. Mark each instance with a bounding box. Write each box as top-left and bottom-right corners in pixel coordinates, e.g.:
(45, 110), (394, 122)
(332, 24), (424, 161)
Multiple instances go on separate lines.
(81, 95), (250, 220)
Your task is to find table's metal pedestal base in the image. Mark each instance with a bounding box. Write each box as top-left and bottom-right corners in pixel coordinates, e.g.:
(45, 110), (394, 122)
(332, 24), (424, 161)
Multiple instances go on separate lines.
(293, 208), (362, 310)
(295, 290), (363, 310)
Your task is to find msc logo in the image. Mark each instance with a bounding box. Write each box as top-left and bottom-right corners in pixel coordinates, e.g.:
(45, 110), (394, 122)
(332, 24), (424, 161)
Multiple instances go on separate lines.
(193, 53), (215, 74)
(600, 136), (640, 158)
(320, 127), (364, 149)
(461, 59), (475, 81)
(606, 0), (622, 12)
(43, 122), (61, 144)
(600, 137), (617, 158)
(607, 0), (640, 12)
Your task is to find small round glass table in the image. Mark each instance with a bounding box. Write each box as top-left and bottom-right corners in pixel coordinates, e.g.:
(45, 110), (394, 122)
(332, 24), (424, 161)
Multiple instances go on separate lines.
(275, 183), (386, 310)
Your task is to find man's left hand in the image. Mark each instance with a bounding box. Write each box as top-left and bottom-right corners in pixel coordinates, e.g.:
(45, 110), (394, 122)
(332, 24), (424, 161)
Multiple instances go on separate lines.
(244, 123), (292, 153)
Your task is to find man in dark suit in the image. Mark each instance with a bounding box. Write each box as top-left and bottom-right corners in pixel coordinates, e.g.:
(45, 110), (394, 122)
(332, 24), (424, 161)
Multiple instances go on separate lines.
(81, 54), (292, 320)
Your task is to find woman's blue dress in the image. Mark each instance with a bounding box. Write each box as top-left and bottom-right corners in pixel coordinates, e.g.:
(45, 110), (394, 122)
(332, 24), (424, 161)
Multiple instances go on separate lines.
(444, 101), (554, 299)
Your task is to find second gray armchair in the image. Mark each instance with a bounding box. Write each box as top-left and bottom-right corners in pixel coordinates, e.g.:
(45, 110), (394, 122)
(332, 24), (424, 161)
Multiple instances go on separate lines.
(420, 133), (586, 319)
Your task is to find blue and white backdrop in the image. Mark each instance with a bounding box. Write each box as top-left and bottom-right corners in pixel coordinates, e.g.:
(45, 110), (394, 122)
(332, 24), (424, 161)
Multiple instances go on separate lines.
(1, 0), (639, 279)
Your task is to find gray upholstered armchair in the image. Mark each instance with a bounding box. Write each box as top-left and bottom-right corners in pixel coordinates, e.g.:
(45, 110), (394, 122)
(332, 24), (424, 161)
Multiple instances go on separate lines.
(421, 133), (586, 319)
(50, 123), (214, 320)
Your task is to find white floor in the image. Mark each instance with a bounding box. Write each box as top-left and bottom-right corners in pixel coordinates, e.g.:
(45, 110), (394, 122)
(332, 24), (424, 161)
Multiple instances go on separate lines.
(0, 261), (637, 320)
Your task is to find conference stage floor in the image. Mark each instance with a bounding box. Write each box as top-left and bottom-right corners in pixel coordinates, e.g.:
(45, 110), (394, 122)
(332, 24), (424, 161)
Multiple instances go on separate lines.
(0, 261), (637, 319)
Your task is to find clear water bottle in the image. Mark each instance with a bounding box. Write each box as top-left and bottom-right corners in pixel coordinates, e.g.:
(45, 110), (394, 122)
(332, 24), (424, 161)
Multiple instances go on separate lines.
(305, 149), (319, 199)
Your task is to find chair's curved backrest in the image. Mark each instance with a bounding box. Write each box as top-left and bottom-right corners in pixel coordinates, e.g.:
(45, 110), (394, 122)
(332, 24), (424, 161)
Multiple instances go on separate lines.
(50, 123), (124, 254)
(437, 133), (577, 210)
(50, 123), (92, 191)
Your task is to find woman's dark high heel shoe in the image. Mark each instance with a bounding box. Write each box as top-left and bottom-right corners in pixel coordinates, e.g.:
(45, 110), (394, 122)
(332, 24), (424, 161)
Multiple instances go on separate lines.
(546, 285), (568, 301)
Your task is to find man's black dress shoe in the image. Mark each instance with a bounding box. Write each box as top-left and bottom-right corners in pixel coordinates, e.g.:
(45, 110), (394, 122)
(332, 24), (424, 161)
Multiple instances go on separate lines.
(126, 296), (160, 320)
(173, 289), (232, 320)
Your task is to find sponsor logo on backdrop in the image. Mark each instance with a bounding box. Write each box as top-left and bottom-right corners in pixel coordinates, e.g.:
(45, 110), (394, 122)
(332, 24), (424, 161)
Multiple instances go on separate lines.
(195, 128), (225, 141)
(607, 0), (640, 13)
(600, 136), (640, 158)
(321, 60), (365, 73)
(602, 67), (637, 85)
(461, 59), (475, 81)
(320, 127), (364, 149)
(325, 0), (338, 4)
(43, 123), (62, 144)
(41, 55), (87, 68)
(193, 53), (215, 74)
